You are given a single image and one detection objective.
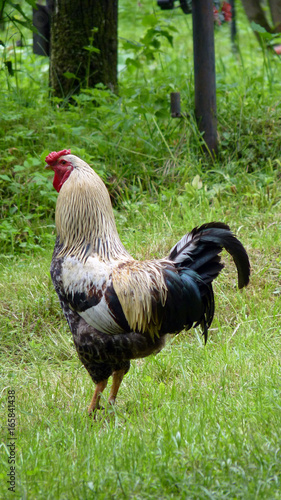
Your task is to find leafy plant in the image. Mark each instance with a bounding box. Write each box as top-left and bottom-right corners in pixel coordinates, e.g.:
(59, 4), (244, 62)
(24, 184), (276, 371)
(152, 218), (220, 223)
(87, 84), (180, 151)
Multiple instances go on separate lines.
(0, 0), (281, 256)
(0, 155), (56, 253)
(121, 15), (178, 72)
(0, 0), (36, 82)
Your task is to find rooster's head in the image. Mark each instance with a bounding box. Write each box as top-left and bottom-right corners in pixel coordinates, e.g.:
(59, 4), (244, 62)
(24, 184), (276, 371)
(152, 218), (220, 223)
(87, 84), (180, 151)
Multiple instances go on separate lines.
(46, 149), (88, 192)
(45, 149), (129, 261)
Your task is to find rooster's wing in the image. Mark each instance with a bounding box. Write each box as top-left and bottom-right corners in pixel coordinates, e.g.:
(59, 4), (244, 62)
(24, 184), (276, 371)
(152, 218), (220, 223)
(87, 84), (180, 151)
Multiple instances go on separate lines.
(112, 259), (208, 339)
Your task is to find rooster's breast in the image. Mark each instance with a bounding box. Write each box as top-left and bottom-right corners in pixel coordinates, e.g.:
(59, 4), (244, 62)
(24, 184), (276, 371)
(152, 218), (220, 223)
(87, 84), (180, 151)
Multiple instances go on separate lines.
(61, 256), (130, 335)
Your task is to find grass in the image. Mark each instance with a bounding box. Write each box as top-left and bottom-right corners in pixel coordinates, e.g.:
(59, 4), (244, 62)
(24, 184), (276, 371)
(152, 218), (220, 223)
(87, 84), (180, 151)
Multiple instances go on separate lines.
(1, 191), (281, 499)
(1, 0), (281, 498)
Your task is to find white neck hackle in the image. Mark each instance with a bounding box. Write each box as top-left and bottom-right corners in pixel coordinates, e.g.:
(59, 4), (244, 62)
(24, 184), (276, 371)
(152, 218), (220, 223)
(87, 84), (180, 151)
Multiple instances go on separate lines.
(55, 155), (131, 262)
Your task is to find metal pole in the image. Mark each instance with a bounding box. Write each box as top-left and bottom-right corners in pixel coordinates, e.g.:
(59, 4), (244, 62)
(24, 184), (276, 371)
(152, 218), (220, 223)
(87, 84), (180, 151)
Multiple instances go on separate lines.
(230, 0), (237, 45)
(192, 0), (218, 155)
(170, 92), (181, 118)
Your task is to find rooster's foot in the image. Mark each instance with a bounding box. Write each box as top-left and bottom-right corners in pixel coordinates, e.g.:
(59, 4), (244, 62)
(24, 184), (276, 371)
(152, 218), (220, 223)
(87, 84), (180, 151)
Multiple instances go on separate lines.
(88, 379), (108, 415)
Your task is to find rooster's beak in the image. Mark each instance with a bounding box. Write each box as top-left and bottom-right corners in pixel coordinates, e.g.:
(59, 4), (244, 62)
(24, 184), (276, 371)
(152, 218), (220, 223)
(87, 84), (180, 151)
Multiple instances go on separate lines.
(45, 164), (53, 170)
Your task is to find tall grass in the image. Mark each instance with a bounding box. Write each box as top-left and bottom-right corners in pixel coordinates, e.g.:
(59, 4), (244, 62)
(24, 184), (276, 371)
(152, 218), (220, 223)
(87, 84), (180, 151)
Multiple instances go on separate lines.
(0, 1), (281, 498)
(1, 195), (281, 498)
(1, 0), (281, 253)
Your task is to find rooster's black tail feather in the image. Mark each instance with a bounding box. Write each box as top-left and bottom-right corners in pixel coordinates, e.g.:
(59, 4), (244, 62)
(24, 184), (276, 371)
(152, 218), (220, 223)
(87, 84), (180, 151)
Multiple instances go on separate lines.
(168, 222), (250, 290)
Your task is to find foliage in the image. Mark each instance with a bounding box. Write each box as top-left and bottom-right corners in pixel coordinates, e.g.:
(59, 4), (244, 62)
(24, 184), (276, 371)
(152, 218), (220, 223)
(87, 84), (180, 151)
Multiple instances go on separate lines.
(121, 14), (178, 70)
(0, 1), (281, 254)
(0, 0), (36, 77)
(0, 0), (35, 34)
(0, 2), (281, 498)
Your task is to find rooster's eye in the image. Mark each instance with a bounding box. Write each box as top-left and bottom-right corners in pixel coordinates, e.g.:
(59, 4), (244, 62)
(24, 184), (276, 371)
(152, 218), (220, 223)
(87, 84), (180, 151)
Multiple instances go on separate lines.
(61, 160), (67, 165)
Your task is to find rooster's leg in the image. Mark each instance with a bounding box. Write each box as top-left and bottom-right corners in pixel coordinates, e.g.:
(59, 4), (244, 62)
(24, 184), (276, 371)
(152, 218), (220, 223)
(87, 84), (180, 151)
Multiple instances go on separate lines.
(88, 379), (108, 414)
(108, 369), (126, 405)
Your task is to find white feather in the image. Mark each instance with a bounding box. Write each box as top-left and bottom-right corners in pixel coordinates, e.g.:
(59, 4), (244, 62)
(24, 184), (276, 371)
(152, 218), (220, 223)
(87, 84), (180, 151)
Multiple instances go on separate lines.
(169, 234), (197, 264)
(61, 255), (111, 295)
(61, 255), (124, 335)
(80, 297), (125, 335)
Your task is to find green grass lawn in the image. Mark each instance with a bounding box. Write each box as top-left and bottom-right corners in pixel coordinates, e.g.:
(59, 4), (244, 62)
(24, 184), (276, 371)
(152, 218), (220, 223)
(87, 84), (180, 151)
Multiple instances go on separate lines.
(1, 0), (281, 498)
(1, 190), (281, 499)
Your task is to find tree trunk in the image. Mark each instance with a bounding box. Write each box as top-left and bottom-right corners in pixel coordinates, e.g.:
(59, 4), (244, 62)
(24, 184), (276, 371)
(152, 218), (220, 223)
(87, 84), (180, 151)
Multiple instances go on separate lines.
(50, 0), (118, 99)
(268, 0), (281, 32)
(241, 0), (281, 36)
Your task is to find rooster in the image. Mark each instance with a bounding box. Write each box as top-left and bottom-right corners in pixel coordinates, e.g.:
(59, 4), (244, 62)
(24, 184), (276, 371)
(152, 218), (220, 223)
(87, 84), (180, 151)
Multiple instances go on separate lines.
(45, 149), (250, 414)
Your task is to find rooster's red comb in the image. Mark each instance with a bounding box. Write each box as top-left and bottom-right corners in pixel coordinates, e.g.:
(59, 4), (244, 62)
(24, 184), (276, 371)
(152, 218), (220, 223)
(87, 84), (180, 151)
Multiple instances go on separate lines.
(45, 149), (71, 165)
